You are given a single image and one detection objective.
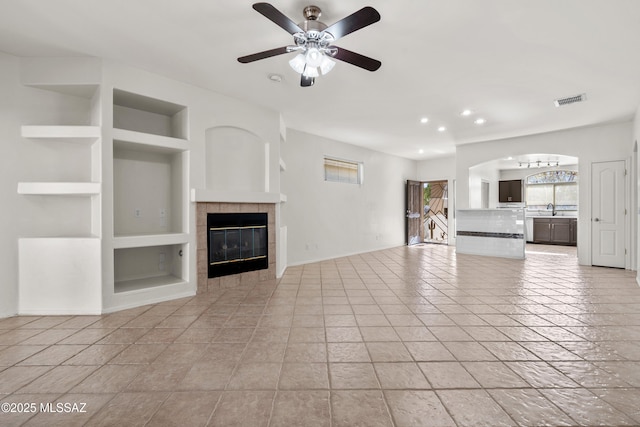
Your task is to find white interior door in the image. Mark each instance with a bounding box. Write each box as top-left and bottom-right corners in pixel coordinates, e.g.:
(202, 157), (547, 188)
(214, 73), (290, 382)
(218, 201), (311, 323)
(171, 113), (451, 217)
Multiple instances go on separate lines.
(591, 160), (626, 268)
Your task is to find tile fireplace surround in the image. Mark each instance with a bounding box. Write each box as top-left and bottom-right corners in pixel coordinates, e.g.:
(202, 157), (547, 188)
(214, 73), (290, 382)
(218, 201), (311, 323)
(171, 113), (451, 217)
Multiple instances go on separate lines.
(197, 202), (276, 293)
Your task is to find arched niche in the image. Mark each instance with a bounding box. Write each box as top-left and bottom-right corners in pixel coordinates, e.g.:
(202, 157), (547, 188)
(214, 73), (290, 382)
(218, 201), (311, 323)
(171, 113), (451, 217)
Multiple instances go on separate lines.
(205, 126), (268, 192)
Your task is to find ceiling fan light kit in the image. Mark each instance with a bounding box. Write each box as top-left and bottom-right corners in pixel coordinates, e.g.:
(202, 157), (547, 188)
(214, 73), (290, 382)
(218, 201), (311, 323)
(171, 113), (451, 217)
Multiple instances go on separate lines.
(238, 2), (382, 87)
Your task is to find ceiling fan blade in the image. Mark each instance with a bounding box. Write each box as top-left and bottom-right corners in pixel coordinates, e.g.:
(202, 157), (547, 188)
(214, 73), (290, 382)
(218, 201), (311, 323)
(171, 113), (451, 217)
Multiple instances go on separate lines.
(301, 74), (315, 87)
(323, 6), (380, 40)
(332, 47), (381, 71)
(237, 46), (290, 63)
(253, 3), (304, 35)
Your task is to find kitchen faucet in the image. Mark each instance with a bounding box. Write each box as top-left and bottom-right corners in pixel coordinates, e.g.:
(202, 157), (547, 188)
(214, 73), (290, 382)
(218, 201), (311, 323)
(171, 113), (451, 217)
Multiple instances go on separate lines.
(546, 202), (557, 216)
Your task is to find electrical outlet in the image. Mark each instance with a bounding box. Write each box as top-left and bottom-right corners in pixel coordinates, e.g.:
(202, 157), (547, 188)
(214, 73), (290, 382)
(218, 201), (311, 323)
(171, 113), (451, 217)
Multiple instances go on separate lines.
(159, 208), (166, 218)
(134, 208), (141, 218)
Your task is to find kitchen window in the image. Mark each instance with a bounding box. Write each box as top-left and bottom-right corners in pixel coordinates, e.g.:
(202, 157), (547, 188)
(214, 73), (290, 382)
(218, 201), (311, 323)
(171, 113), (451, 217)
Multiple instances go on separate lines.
(525, 170), (578, 211)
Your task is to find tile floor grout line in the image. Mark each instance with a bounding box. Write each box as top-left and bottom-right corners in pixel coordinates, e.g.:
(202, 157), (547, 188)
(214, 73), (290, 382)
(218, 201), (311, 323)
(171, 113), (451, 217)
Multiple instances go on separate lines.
(2, 244), (640, 425)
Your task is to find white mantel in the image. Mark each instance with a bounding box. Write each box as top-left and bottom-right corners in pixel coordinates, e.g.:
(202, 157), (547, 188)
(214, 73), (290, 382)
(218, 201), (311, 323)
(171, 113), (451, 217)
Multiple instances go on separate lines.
(190, 188), (286, 204)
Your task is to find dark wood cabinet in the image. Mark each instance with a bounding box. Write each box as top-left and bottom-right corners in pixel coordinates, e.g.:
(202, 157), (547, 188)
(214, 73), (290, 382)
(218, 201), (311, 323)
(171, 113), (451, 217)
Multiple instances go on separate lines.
(499, 180), (523, 203)
(533, 218), (577, 246)
(533, 218), (552, 242)
(552, 220), (571, 244)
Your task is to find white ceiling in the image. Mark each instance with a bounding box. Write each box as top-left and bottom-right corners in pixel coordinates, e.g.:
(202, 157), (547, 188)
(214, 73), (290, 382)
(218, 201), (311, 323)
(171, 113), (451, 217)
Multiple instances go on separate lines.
(2, 0), (639, 160)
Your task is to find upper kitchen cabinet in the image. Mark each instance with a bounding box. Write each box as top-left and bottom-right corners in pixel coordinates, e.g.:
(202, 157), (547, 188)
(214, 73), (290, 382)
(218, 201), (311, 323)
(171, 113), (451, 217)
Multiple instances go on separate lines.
(499, 179), (522, 203)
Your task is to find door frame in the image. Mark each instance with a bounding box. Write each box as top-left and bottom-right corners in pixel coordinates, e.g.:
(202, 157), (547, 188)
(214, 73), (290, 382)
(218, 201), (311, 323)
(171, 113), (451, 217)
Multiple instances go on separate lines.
(406, 179), (451, 246)
(405, 180), (424, 245)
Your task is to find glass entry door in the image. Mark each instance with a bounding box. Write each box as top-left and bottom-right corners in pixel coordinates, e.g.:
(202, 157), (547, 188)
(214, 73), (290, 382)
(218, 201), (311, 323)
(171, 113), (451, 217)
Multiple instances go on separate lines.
(423, 180), (448, 244)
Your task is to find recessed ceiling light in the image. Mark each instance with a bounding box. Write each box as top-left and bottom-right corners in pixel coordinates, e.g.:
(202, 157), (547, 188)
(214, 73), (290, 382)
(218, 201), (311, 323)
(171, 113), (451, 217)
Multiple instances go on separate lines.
(268, 73), (283, 82)
(460, 109), (473, 116)
(420, 117), (429, 124)
(437, 126), (446, 132)
(474, 118), (486, 125)
(419, 149), (424, 154)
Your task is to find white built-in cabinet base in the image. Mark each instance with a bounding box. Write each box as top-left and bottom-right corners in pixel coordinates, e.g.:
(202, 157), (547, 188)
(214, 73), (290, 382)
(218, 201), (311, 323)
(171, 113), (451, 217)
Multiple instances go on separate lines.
(19, 238), (101, 315)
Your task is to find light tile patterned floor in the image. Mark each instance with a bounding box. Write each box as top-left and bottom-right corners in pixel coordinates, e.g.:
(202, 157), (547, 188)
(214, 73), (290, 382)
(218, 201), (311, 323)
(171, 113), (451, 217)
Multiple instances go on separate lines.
(1, 244), (640, 426)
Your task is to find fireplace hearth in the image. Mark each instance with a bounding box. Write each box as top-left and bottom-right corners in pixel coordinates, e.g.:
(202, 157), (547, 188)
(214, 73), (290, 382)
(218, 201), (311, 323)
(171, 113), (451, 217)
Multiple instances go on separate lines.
(207, 212), (268, 278)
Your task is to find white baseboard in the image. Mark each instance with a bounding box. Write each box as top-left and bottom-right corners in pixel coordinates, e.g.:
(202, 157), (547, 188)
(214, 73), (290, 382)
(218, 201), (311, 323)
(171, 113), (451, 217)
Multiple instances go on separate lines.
(0, 310), (18, 319)
(285, 243), (404, 268)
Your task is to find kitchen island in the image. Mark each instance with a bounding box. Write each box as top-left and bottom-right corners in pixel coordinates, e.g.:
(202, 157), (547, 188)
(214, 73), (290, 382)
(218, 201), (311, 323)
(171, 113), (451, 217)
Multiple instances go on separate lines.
(456, 209), (525, 259)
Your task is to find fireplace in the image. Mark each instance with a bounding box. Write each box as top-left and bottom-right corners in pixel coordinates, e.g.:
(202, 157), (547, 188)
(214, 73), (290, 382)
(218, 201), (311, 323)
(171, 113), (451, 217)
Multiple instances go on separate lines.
(207, 213), (268, 278)
(196, 202), (276, 293)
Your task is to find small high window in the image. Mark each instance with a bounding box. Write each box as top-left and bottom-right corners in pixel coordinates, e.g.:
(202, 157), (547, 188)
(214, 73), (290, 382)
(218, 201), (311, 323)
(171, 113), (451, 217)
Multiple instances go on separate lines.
(324, 157), (363, 184)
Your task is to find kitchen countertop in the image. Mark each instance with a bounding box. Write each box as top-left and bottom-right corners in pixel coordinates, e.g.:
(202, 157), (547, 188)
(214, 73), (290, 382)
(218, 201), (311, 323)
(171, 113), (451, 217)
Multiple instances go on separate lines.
(525, 211), (577, 218)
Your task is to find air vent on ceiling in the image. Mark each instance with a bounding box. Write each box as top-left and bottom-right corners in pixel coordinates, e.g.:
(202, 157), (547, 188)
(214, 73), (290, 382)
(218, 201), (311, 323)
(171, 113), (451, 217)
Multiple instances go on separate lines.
(554, 93), (587, 107)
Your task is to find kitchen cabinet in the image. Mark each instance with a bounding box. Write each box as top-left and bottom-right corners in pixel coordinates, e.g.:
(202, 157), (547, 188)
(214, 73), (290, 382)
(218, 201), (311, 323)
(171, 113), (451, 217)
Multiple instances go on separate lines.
(533, 218), (577, 245)
(499, 179), (523, 203)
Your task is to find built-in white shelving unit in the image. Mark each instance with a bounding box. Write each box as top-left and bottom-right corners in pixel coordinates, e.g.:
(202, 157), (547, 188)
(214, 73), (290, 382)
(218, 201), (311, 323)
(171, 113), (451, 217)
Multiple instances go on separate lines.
(17, 59), (197, 315)
(18, 124), (101, 197)
(110, 89), (190, 300)
(17, 82), (103, 314)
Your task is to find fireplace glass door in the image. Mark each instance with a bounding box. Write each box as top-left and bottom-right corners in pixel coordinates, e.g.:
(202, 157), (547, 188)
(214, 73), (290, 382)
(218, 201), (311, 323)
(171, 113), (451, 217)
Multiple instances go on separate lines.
(207, 213), (268, 277)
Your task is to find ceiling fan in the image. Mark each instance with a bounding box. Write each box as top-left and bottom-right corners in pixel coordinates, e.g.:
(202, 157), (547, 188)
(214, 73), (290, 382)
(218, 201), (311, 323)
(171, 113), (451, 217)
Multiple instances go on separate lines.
(238, 3), (381, 87)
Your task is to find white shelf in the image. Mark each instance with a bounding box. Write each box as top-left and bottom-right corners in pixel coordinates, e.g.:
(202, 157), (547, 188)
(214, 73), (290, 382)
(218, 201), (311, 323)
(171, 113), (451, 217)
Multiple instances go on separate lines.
(113, 128), (188, 153)
(190, 188), (283, 203)
(18, 182), (101, 196)
(114, 274), (186, 294)
(21, 125), (100, 141)
(20, 236), (100, 242)
(113, 232), (189, 249)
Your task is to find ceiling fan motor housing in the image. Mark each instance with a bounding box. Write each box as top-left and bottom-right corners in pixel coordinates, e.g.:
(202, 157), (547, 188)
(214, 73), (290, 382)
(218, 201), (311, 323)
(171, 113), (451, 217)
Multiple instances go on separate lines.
(303, 5), (322, 20)
(299, 18), (327, 34)
(299, 5), (328, 37)
(294, 6), (333, 54)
